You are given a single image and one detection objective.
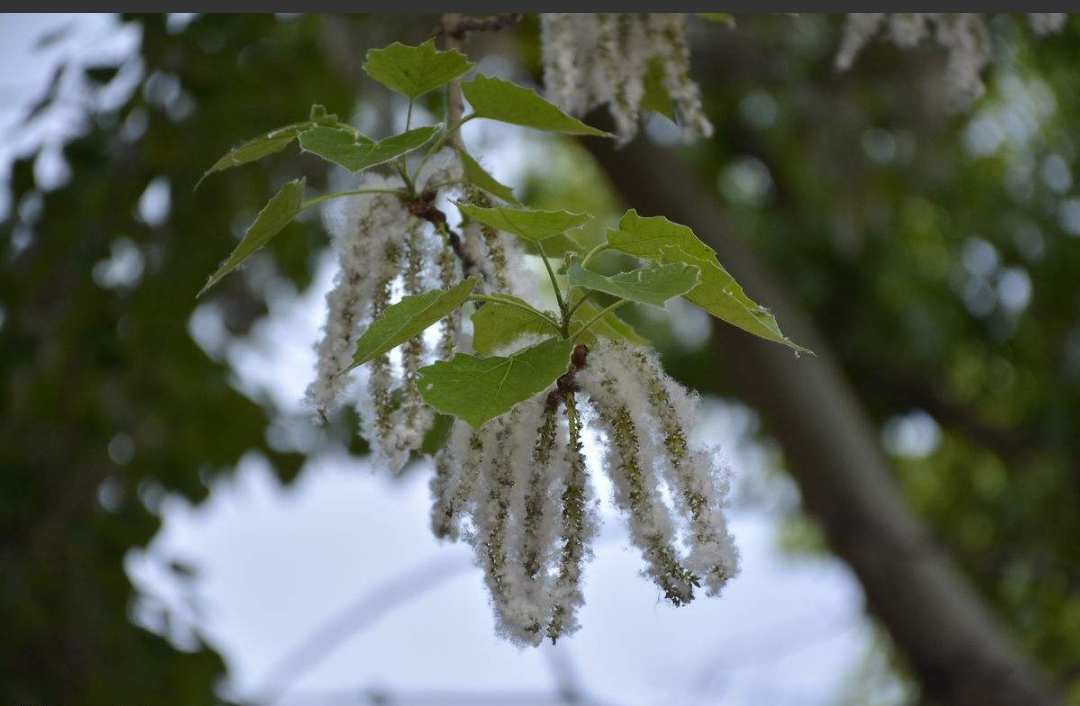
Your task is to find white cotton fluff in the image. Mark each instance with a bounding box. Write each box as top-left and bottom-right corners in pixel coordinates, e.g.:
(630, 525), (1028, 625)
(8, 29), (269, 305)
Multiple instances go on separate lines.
(512, 403), (570, 638)
(541, 13), (591, 117)
(541, 13), (713, 144)
(577, 340), (696, 605)
(469, 412), (519, 638)
(544, 390), (597, 641)
(305, 175), (408, 416)
(430, 420), (483, 540)
(425, 376), (597, 644)
(630, 346), (739, 593)
(578, 339), (739, 598)
(836, 14), (990, 106)
(1029, 13), (1067, 35)
(836, 14), (1067, 110)
(417, 148), (464, 193)
(647, 13), (714, 140)
(479, 399), (556, 645)
(835, 13), (887, 71)
(934, 13), (992, 107)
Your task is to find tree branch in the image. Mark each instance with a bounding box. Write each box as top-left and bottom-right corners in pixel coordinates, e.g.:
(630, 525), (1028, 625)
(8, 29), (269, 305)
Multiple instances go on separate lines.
(582, 132), (1062, 706)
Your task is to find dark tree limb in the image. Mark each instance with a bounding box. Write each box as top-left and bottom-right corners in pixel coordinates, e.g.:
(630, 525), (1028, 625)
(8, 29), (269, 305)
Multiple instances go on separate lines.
(583, 133), (1062, 706)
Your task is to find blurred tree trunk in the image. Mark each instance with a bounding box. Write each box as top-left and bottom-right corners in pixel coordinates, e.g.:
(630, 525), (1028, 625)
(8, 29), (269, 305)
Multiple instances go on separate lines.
(583, 133), (1062, 706)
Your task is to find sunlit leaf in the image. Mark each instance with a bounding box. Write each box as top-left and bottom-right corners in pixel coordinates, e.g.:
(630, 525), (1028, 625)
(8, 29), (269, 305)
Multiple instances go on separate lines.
(607, 210), (809, 352)
(363, 39), (474, 99)
(420, 412), (455, 455)
(418, 337), (574, 428)
(462, 75), (611, 137)
(196, 105), (341, 188)
(197, 124), (306, 188)
(566, 259), (700, 308)
(458, 149), (520, 204)
(696, 13), (736, 25)
(455, 202), (591, 243)
(471, 294), (561, 354)
(199, 178), (305, 297)
(350, 276), (480, 369)
(299, 125), (439, 172)
(572, 299), (648, 346)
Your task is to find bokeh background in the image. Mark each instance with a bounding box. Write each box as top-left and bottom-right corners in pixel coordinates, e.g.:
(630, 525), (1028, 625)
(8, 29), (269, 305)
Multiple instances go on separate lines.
(2, 13), (1078, 706)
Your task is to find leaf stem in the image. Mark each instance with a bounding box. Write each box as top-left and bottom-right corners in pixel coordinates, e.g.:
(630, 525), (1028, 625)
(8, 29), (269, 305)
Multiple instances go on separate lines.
(405, 98), (414, 131)
(564, 289), (594, 323)
(537, 241), (567, 317)
(580, 241), (610, 269)
(411, 114), (478, 184)
(572, 298), (628, 340)
(393, 159), (416, 195)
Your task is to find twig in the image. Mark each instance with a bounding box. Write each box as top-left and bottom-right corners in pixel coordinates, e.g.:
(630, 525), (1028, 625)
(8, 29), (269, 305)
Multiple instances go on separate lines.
(405, 189), (478, 277)
(436, 13), (523, 42)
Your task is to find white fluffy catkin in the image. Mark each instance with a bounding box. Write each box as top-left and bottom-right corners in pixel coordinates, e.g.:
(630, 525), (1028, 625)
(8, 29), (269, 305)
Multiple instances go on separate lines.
(541, 13), (713, 144)
(836, 14), (1068, 109)
(306, 175), (408, 416)
(629, 347), (738, 593)
(577, 342), (698, 606)
(546, 390), (596, 642)
(579, 340), (739, 599)
(430, 420), (484, 540)
(431, 393), (595, 646)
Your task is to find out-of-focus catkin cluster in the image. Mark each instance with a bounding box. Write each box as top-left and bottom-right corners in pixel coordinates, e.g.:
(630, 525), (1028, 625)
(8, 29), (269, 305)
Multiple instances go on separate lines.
(431, 338), (738, 645)
(540, 13), (713, 144)
(837, 13), (1068, 108)
(305, 152), (528, 473)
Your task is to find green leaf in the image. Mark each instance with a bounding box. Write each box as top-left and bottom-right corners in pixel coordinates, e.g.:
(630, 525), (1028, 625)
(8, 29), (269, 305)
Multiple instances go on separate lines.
(420, 412), (454, 455)
(471, 294), (561, 355)
(566, 259), (700, 308)
(199, 178), (305, 297)
(458, 149), (520, 205)
(607, 210), (809, 353)
(197, 123), (306, 188)
(462, 75), (611, 137)
(572, 299), (648, 346)
(363, 39), (474, 100)
(299, 125), (439, 172)
(696, 13), (736, 26)
(308, 104), (341, 125)
(350, 276), (480, 369)
(640, 58), (676, 122)
(455, 202), (591, 243)
(418, 337), (574, 428)
(195, 105), (341, 188)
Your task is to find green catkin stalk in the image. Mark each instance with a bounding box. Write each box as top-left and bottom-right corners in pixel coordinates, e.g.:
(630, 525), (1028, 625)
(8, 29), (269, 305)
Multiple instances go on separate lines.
(369, 241), (400, 442)
(437, 232), (459, 359)
(523, 406), (559, 582)
(431, 428), (484, 540)
(400, 218), (426, 428)
(467, 189), (510, 292)
(548, 391), (591, 643)
(512, 404), (560, 639)
(632, 350), (731, 588)
(598, 378), (699, 606)
(648, 14), (713, 139)
(478, 416), (518, 634)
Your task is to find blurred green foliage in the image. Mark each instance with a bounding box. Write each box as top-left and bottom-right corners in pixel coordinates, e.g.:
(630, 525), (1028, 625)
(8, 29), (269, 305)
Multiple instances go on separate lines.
(2, 12), (1079, 704)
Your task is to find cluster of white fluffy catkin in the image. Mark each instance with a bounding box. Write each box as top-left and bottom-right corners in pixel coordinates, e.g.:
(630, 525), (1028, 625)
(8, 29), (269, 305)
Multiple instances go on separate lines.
(305, 152), (528, 472)
(836, 13), (1068, 107)
(540, 13), (713, 144)
(431, 338), (738, 645)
